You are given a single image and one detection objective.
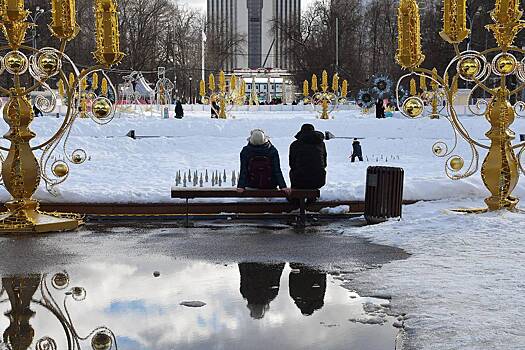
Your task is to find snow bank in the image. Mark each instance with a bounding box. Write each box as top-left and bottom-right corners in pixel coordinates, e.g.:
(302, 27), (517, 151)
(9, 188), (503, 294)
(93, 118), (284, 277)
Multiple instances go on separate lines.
(1, 109), (524, 203)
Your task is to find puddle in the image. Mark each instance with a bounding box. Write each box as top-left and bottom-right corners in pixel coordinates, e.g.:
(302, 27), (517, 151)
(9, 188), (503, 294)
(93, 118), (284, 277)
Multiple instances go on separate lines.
(0, 260), (399, 350)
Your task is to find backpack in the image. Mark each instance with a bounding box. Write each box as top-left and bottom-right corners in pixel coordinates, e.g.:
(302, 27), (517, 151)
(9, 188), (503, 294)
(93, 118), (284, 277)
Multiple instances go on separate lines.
(248, 156), (273, 189)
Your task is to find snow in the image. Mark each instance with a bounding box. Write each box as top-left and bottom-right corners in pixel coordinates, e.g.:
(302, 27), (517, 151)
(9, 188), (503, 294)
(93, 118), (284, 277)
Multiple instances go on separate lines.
(340, 200), (525, 349)
(3, 106), (524, 204)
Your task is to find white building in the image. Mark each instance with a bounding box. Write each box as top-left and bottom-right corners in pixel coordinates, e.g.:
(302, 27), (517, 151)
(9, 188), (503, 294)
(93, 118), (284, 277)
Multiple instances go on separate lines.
(228, 68), (297, 103)
(207, 0), (301, 71)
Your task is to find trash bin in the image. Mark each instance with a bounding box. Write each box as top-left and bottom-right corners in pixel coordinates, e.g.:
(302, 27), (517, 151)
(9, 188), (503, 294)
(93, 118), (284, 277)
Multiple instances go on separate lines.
(365, 166), (404, 224)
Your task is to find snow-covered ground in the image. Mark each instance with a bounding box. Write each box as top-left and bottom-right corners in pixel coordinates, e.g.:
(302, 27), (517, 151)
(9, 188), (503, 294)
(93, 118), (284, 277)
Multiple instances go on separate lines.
(1, 107), (524, 349)
(343, 200), (525, 350)
(3, 107), (524, 204)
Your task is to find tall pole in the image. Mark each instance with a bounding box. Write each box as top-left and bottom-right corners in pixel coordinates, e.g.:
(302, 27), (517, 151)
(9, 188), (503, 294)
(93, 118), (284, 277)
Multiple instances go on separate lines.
(202, 29), (206, 82)
(335, 17), (339, 72)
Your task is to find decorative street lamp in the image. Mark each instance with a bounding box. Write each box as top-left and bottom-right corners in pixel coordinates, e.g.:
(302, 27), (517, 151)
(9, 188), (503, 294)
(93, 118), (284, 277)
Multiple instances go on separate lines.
(199, 71), (246, 119)
(303, 70), (348, 119)
(395, 0), (525, 212)
(0, 0), (123, 233)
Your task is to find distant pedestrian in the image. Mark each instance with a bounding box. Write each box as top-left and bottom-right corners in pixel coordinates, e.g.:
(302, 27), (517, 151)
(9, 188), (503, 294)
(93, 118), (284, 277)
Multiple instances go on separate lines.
(211, 100), (219, 118)
(175, 101), (184, 119)
(33, 104), (43, 117)
(375, 99), (385, 119)
(351, 138), (363, 162)
(237, 129), (289, 192)
(289, 124), (327, 190)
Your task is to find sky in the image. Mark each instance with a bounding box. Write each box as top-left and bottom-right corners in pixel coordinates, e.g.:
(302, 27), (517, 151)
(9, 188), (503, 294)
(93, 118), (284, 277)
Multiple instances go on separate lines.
(177, 0), (316, 12)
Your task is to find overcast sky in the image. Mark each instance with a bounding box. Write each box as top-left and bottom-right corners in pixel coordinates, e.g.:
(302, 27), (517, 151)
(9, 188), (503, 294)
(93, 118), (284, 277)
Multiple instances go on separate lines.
(177, 0), (316, 11)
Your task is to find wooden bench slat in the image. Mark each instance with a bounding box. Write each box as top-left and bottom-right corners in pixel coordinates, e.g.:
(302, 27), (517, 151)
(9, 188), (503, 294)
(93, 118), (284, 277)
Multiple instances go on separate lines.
(171, 188), (320, 199)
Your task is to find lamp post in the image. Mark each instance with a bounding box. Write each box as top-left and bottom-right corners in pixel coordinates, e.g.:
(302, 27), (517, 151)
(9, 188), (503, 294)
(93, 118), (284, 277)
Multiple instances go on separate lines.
(0, 0), (123, 233)
(189, 76), (193, 104)
(395, 0), (525, 212)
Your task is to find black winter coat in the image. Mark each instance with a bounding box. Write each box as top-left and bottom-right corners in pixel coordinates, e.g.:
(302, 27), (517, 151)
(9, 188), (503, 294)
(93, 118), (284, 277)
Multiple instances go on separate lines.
(352, 141), (363, 157)
(237, 142), (287, 189)
(175, 102), (184, 118)
(289, 130), (327, 189)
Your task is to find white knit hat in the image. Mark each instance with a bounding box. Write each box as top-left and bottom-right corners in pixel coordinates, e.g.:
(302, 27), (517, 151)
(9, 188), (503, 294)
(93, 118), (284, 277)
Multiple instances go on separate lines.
(248, 129), (268, 145)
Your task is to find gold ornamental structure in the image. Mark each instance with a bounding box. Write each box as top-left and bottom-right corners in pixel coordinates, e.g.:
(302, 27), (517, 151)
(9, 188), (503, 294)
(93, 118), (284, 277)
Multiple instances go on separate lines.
(199, 71), (246, 119)
(303, 70), (348, 120)
(396, 0), (525, 212)
(0, 0), (123, 233)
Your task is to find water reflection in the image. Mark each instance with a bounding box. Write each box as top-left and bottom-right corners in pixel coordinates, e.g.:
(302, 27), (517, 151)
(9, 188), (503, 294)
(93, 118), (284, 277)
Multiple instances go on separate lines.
(0, 273), (116, 350)
(289, 263), (327, 316)
(239, 263), (285, 319)
(0, 261), (397, 350)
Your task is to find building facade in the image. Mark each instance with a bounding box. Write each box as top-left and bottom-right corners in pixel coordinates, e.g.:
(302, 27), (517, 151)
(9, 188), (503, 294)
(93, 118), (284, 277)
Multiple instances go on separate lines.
(207, 0), (301, 71)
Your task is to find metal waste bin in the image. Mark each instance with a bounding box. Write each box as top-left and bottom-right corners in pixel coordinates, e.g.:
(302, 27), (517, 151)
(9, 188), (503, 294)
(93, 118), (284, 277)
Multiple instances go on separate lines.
(365, 166), (404, 224)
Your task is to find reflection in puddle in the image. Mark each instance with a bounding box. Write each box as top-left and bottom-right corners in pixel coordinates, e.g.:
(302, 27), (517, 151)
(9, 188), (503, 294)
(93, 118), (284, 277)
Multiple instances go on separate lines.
(0, 273), (115, 350)
(0, 261), (398, 350)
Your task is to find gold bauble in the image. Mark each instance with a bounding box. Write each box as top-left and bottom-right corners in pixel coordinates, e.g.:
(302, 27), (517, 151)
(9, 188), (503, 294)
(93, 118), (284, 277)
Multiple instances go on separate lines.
(92, 98), (112, 118)
(450, 157), (464, 171)
(433, 145), (443, 155)
(38, 53), (59, 75)
(403, 97), (424, 118)
(495, 54), (516, 75)
(91, 332), (113, 350)
(458, 57), (480, 79)
(4, 51), (27, 74)
(72, 154), (84, 164)
(52, 163), (69, 177)
(52, 272), (69, 289)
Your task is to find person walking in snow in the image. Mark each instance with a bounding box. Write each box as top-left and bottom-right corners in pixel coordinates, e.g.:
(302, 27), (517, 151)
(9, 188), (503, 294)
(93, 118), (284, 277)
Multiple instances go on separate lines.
(211, 101), (219, 118)
(375, 99), (385, 119)
(174, 101), (184, 119)
(237, 129), (289, 192)
(351, 138), (363, 162)
(289, 124), (327, 190)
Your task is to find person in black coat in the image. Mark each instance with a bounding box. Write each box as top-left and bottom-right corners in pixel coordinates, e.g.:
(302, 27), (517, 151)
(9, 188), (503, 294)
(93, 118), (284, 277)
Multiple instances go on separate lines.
(174, 101), (184, 119)
(289, 124), (327, 189)
(351, 138), (363, 162)
(289, 263), (327, 316)
(237, 129), (288, 191)
(211, 101), (219, 118)
(375, 99), (385, 119)
(33, 104), (43, 118)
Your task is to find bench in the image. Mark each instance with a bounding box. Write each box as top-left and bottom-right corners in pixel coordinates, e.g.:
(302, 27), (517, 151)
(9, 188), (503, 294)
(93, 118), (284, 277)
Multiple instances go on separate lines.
(171, 188), (321, 227)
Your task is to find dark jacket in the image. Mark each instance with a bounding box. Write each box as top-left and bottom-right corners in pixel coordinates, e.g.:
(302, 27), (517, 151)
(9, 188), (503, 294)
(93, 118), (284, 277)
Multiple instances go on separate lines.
(175, 101), (184, 118)
(352, 140), (363, 157)
(376, 100), (385, 118)
(289, 130), (327, 189)
(211, 102), (219, 118)
(238, 142), (287, 189)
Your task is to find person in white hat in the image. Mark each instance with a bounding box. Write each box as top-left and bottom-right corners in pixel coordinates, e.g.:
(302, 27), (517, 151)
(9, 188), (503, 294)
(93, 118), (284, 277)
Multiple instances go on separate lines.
(237, 129), (289, 193)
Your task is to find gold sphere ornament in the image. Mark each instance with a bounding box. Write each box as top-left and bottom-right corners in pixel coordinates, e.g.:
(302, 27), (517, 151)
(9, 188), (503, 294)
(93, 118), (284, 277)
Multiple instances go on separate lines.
(92, 98), (112, 119)
(72, 153), (85, 164)
(52, 162), (69, 177)
(433, 145), (443, 155)
(457, 57), (480, 79)
(52, 272), (70, 289)
(449, 157), (464, 171)
(37, 53), (60, 76)
(4, 51), (28, 74)
(91, 331), (113, 350)
(403, 97), (424, 118)
(494, 54), (516, 75)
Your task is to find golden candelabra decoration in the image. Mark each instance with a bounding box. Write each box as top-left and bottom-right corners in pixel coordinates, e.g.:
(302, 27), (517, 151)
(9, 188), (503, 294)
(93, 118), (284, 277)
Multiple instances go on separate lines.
(0, 0), (123, 233)
(416, 68), (456, 119)
(395, 0), (525, 212)
(303, 70), (348, 119)
(199, 71), (246, 119)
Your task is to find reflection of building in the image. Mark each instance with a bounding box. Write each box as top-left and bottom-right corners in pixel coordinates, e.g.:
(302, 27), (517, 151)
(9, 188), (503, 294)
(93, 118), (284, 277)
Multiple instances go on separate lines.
(238, 262), (285, 319)
(207, 0), (301, 71)
(228, 68), (297, 103)
(289, 263), (327, 316)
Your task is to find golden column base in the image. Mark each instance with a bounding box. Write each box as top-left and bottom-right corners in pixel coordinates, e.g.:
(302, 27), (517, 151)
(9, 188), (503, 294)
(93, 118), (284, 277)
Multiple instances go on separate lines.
(0, 199), (80, 233)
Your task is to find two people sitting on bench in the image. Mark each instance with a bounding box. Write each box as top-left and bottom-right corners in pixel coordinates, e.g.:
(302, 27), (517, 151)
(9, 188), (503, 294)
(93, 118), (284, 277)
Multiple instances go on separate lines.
(237, 129), (290, 194)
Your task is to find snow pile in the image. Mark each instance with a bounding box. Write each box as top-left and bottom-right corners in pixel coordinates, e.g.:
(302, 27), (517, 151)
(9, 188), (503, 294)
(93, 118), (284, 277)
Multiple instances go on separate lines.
(1, 109), (523, 203)
(343, 200), (525, 350)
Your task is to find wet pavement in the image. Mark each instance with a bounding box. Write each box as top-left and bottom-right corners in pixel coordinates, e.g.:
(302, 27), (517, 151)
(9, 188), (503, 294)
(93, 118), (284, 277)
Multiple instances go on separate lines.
(0, 222), (410, 350)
